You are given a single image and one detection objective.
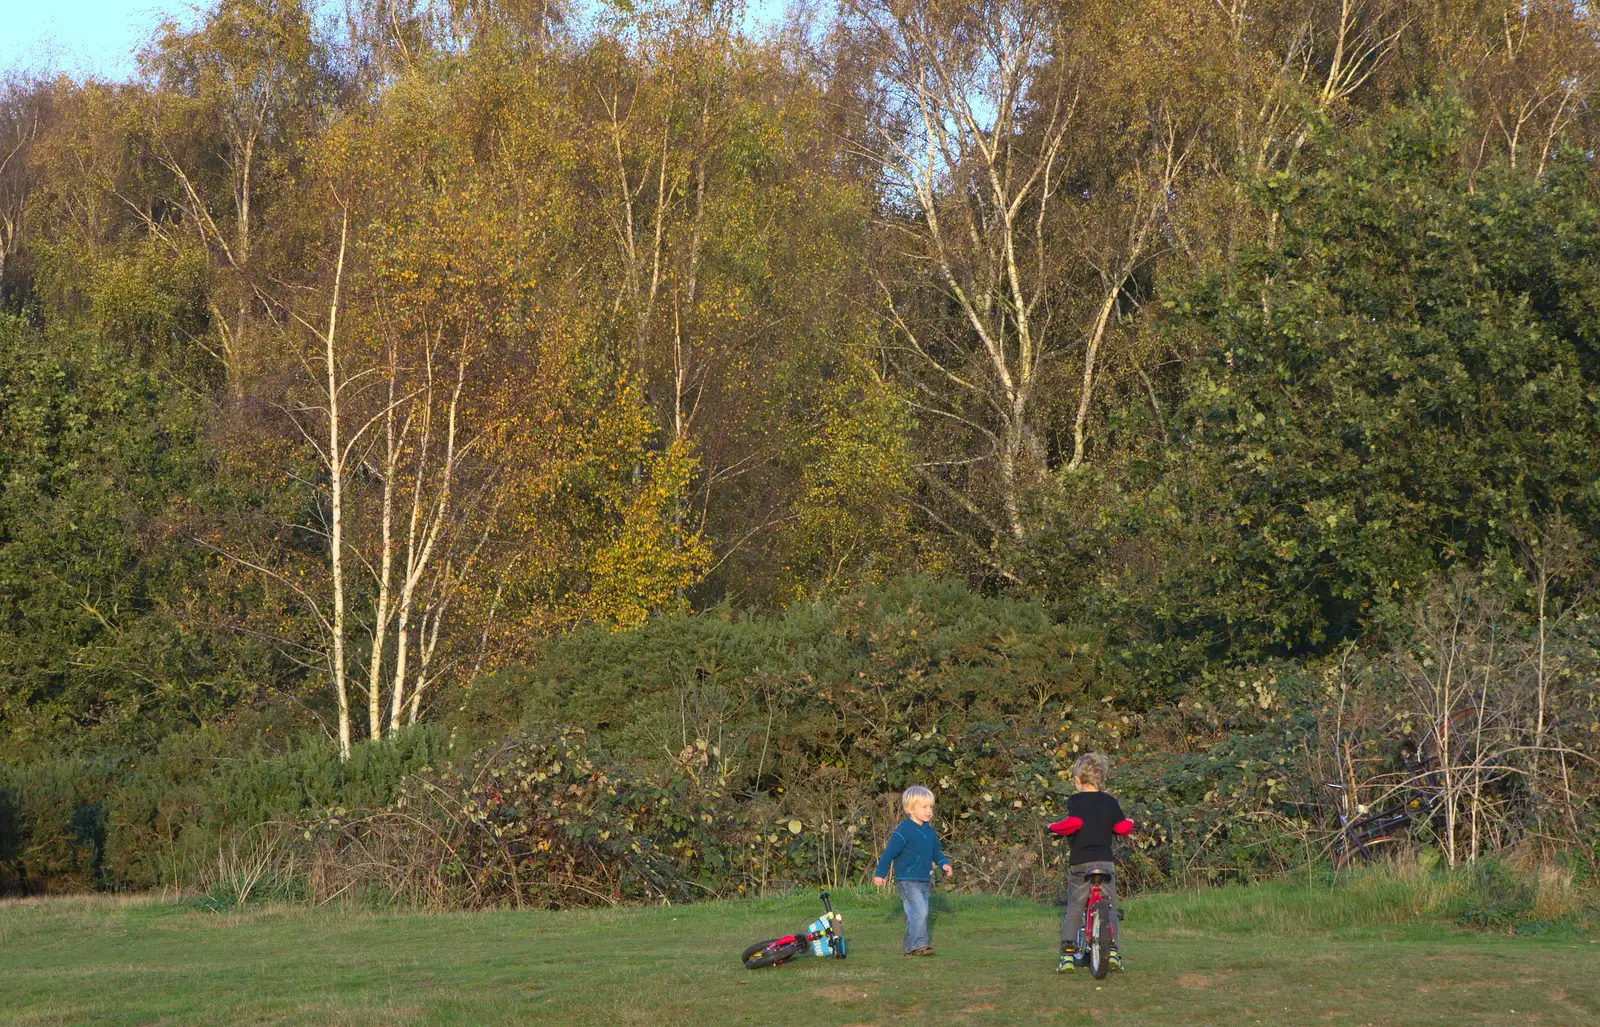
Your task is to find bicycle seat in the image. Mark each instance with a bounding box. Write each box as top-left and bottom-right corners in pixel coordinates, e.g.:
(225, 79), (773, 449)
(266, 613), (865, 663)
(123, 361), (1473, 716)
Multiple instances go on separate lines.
(1085, 870), (1112, 884)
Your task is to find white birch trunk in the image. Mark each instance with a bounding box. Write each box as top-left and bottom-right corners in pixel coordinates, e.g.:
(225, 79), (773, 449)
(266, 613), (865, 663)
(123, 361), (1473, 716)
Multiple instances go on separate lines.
(365, 343), (403, 740)
(324, 211), (352, 761)
(388, 348), (468, 735)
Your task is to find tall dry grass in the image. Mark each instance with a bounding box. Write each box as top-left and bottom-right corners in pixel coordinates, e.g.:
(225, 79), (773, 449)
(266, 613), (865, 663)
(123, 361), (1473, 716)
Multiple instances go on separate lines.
(1128, 858), (1595, 937)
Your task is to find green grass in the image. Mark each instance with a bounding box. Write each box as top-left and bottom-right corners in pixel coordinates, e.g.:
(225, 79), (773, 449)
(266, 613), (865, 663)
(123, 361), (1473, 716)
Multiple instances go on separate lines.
(1, 873), (1597, 1025)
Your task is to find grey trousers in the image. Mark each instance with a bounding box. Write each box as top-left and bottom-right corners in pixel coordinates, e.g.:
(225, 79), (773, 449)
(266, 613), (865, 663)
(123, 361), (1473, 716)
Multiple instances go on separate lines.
(897, 879), (931, 952)
(1061, 860), (1118, 950)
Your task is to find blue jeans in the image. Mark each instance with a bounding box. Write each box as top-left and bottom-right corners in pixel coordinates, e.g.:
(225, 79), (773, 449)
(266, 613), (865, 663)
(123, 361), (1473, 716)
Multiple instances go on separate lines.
(897, 879), (931, 952)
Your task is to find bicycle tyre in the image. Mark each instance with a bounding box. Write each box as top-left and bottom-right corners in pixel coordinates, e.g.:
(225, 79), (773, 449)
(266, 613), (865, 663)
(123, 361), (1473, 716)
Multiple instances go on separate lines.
(1334, 833), (1401, 870)
(1416, 706), (1484, 791)
(742, 937), (806, 968)
(1088, 900), (1111, 980)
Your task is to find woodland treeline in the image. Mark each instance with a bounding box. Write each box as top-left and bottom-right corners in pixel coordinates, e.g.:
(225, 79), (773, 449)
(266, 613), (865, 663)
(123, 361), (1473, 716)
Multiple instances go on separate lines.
(2, 0), (1600, 901)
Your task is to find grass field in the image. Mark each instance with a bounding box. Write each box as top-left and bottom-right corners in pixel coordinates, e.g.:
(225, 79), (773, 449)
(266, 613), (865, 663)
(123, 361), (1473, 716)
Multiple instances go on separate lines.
(2, 871), (1597, 1026)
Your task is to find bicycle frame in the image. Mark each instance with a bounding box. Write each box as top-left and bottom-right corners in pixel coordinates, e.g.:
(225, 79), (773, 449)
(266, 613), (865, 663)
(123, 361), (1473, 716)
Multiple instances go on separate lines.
(1073, 872), (1113, 958)
(1068, 869), (1116, 979)
(1324, 780), (1413, 861)
(772, 918), (843, 954)
(1085, 880), (1105, 938)
(812, 891), (847, 958)
(1323, 708), (1480, 866)
(779, 893), (846, 957)
(742, 892), (847, 969)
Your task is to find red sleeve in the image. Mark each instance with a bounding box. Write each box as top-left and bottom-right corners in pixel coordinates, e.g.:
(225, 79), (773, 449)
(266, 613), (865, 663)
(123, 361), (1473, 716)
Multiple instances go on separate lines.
(1047, 816), (1083, 836)
(1112, 819), (1134, 836)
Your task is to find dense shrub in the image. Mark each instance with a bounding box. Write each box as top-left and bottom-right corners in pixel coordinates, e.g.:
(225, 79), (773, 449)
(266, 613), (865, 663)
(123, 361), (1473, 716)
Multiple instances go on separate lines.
(0, 316), (282, 761)
(0, 724), (446, 894)
(276, 701), (1340, 909)
(6, 572), (1596, 907)
(422, 572), (1597, 906)
(2, 580), (1337, 902)
(457, 576), (1117, 782)
(1035, 107), (1600, 689)
(412, 579), (1340, 902)
(283, 730), (778, 908)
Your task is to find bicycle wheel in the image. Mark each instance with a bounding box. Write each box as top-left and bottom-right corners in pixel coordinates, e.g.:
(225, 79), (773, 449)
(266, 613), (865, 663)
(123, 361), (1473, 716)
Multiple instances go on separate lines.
(1088, 900), (1111, 980)
(1334, 833), (1401, 870)
(742, 937), (805, 968)
(1416, 706), (1484, 792)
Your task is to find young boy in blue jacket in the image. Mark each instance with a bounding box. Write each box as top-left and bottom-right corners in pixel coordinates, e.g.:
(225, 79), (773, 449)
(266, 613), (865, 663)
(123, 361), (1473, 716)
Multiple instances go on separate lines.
(873, 785), (953, 955)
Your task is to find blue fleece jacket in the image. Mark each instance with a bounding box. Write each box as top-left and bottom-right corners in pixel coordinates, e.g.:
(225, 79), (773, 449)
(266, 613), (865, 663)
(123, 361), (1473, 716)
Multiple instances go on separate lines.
(874, 817), (948, 881)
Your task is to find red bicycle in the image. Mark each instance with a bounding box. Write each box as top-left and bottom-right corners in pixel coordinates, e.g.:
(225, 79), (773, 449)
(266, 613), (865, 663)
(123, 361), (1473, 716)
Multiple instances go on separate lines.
(1069, 868), (1116, 980)
(740, 892), (847, 968)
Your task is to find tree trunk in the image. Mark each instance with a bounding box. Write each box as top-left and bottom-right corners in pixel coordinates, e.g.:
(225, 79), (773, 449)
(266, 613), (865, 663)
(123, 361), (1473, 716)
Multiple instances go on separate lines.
(366, 345), (402, 740)
(324, 211), (352, 761)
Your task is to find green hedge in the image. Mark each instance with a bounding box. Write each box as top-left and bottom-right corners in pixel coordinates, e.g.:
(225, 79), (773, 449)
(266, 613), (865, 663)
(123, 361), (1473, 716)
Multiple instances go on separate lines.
(0, 724), (447, 893)
(456, 575), (1121, 762)
(437, 577), (1331, 897)
(1, 579), (1330, 899)
(10, 574), (1591, 903)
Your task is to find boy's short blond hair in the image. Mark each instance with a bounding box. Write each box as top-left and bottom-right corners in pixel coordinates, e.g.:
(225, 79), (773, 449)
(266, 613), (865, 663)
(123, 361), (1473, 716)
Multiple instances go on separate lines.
(1072, 753), (1110, 787)
(901, 785), (934, 812)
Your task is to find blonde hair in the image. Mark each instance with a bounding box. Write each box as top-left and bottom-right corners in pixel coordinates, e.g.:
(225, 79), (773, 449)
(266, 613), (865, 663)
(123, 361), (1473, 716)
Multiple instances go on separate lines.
(901, 785), (934, 812)
(1072, 753), (1110, 787)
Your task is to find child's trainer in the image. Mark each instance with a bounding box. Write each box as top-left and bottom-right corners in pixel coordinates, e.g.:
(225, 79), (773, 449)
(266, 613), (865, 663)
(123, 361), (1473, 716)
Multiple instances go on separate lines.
(1047, 752), (1134, 973)
(873, 785), (952, 956)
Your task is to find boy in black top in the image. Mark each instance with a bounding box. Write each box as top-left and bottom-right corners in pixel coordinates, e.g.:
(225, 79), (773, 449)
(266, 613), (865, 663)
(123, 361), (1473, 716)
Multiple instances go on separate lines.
(1047, 752), (1133, 972)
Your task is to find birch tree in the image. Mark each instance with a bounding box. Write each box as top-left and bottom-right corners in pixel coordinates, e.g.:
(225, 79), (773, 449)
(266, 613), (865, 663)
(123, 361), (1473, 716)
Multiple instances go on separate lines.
(336, 193), (502, 738)
(0, 81), (43, 292)
(229, 207), (364, 760)
(320, 215), (354, 758)
(590, 0), (738, 445)
(846, 0), (1076, 543)
(353, 334), (482, 737)
(846, 0), (1199, 556)
(383, 341), (478, 734)
(216, 202), (496, 752)
(1434, 0), (1600, 186)
(137, 0), (325, 395)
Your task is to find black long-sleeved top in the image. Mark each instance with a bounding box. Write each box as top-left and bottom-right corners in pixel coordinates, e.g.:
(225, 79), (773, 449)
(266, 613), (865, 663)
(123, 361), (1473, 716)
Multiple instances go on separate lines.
(1062, 791), (1127, 865)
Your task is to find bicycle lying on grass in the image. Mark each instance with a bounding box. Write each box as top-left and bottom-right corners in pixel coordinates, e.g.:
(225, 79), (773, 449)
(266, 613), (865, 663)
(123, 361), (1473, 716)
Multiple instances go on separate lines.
(740, 892), (847, 968)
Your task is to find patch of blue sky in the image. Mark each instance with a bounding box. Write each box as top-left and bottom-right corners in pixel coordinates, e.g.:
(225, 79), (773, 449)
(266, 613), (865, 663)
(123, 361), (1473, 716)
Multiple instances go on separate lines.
(1, 1), (796, 83)
(1, 1), (188, 80)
